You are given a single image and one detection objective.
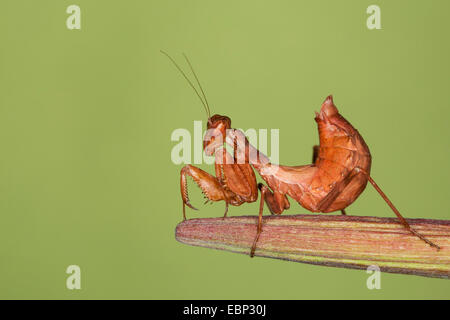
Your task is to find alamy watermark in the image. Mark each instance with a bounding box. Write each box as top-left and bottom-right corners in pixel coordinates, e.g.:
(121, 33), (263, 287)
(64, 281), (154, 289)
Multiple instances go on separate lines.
(66, 265), (81, 290)
(366, 265), (381, 290)
(367, 5), (381, 30)
(170, 120), (280, 166)
(66, 5), (81, 30)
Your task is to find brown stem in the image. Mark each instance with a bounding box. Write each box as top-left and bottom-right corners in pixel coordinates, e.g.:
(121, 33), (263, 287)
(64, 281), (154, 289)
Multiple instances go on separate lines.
(175, 214), (450, 279)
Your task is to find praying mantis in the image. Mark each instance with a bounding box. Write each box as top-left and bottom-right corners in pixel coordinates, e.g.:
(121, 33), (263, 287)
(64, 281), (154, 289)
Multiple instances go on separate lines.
(162, 51), (440, 256)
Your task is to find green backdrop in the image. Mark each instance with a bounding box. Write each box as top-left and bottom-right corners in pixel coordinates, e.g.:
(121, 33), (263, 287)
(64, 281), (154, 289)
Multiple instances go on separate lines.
(1, 0), (449, 299)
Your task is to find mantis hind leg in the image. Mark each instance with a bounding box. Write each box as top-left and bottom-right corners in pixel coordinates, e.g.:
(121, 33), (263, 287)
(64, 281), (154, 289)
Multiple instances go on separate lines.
(250, 183), (290, 257)
(312, 145), (346, 216)
(362, 172), (440, 250)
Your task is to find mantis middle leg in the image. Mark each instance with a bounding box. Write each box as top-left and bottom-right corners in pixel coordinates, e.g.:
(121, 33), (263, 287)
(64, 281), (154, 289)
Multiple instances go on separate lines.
(250, 183), (290, 257)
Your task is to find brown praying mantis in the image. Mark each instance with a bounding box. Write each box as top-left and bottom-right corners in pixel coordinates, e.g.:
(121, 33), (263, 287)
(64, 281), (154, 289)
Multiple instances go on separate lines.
(162, 51), (440, 256)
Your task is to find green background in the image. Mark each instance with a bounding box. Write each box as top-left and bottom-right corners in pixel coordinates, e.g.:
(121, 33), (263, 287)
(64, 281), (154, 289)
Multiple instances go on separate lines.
(1, 0), (449, 299)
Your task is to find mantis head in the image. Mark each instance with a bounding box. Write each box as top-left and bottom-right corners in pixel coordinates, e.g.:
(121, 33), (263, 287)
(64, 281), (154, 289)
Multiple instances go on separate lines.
(203, 114), (231, 156)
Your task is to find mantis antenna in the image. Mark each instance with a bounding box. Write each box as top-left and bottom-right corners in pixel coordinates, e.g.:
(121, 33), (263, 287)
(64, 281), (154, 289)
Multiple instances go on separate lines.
(182, 53), (211, 118)
(160, 50), (211, 118)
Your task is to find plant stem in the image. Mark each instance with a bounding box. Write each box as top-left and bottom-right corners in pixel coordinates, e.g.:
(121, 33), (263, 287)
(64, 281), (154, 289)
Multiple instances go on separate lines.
(175, 214), (450, 279)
